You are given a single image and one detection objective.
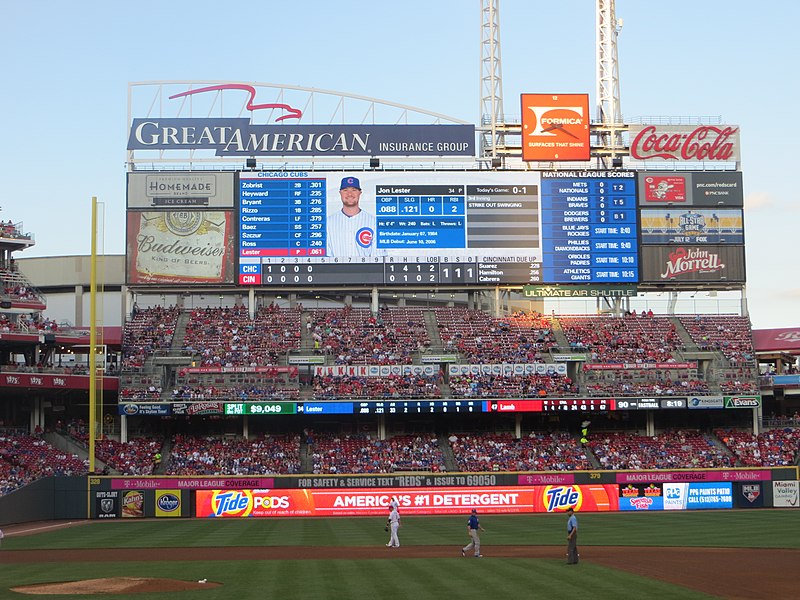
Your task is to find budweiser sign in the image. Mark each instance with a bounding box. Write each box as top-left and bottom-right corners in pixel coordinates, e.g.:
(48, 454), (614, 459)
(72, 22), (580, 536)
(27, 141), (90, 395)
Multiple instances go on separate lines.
(126, 210), (235, 284)
(629, 125), (740, 162)
(660, 247), (725, 279)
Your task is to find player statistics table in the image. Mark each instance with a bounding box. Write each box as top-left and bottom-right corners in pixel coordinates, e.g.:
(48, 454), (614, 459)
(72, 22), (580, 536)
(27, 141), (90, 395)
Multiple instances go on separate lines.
(237, 171), (641, 286)
(239, 173), (327, 258)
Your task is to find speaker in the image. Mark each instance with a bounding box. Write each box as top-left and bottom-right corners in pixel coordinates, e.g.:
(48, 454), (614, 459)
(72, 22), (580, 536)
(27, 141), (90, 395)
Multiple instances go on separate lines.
(369, 157), (380, 168)
(246, 158), (257, 169)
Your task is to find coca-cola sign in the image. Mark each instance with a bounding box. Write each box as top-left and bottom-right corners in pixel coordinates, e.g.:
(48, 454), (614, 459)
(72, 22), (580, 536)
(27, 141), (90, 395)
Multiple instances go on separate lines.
(640, 245), (745, 284)
(629, 125), (740, 162)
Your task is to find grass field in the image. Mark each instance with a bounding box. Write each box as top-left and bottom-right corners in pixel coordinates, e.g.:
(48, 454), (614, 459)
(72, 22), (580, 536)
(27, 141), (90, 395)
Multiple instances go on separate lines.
(1, 511), (797, 600)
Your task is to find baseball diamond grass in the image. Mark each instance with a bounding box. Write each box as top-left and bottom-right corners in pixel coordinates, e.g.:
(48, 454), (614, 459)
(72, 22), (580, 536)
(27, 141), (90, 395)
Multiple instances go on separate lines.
(1, 511), (797, 600)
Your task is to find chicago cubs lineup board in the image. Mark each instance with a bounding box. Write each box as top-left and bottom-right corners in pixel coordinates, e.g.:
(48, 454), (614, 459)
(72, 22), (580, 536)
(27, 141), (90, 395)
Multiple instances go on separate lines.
(237, 170), (639, 286)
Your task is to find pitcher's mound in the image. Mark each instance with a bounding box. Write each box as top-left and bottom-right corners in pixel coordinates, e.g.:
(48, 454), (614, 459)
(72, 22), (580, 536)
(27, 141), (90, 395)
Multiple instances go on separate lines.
(11, 577), (221, 595)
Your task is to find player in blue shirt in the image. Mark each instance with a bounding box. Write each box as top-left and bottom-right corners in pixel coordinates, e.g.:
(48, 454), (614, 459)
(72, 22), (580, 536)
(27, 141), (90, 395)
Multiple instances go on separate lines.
(566, 507), (579, 564)
(461, 509), (485, 557)
(327, 176), (380, 257)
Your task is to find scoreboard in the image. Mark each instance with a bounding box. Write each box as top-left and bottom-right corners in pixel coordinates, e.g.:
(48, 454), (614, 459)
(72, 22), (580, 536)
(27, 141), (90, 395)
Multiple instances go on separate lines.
(237, 170), (640, 286)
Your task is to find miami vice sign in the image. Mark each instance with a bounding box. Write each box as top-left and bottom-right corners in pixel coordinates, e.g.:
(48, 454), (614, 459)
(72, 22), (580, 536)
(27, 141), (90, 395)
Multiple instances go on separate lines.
(128, 119), (475, 157)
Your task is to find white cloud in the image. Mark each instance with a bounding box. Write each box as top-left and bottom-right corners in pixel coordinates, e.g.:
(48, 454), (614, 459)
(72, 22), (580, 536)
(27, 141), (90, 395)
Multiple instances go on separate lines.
(744, 192), (774, 211)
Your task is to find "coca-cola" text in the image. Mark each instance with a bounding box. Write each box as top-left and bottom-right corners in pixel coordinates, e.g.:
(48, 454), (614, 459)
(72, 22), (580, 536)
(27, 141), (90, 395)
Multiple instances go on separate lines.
(631, 125), (738, 161)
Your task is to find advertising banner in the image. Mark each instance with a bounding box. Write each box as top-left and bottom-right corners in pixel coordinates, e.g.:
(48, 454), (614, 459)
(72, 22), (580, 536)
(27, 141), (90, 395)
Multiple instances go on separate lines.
(523, 284), (638, 298)
(640, 245), (745, 283)
(772, 480), (799, 508)
(617, 470), (772, 484)
(687, 396), (724, 409)
(195, 485), (620, 518)
(752, 328), (800, 353)
(118, 403), (172, 416)
(111, 477), (275, 490)
(638, 172), (743, 207)
(663, 482), (733, 510)
(155, 490), (183, 517)
(170, 402), (225, 416)
(128, 119), (475, 157)
(629, 125), (740, 162)
(521, 94), (591, 161)
(126, 210), (236, 284)
(127, 172), (235, 209)
(95, 491), (120, 519)
(121, 490), (144, 518)
(618, 483), (664, 511)
(724, 396), (761, 408)
(0, 372), (117, 391)
(639, 208), (744, 245)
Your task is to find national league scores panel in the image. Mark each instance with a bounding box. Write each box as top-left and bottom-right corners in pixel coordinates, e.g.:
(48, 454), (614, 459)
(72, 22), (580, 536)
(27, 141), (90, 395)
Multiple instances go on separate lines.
(237, 171), (638, 286)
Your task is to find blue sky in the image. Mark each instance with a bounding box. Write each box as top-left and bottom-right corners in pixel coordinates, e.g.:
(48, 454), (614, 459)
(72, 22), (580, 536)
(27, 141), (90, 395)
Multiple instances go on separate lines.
(1, 1), (797, 328)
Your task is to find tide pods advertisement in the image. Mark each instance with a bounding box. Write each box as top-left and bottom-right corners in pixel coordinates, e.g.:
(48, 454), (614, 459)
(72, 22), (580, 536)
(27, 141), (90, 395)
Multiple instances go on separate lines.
(195, 485), (619, 518)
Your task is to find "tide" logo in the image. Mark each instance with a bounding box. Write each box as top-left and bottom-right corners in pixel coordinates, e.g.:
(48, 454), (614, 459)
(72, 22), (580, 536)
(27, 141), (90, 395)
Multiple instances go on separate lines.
(543, 485), (582, 512)
(211, 490), (254, 517)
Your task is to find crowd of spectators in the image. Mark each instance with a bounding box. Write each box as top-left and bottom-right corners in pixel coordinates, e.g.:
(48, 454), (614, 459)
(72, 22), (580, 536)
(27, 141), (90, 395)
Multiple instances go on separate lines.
(310, 432), (444, 474)
(559, 313), (683, 363)
(308, 306), (427, 364)
(436, 308), (556, 363)
(679, 315), (755, 364)
(0, 431), (88, 495)
(716, 427), (800, 466)
(183, 304), (301, 367)
(312, 373), (441, 399)
(94, 436), (164, 475)
(588, 430), (735, 469)
(448, 372), (576, 398)
(122, 305), (181, 370)
(449, 432), (592, 471)
(166, 433), (301, 475)
(171, 384), (299, 400)
(583, 375), (710, 397)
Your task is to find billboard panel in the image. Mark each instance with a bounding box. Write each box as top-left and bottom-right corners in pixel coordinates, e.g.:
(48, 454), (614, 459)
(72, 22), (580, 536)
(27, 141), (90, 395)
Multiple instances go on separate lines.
(640, 245), (745, 284)
(126, 210), (236, 284)
(638, 172), (743, 207)
(640, 208), (744, 245)
(629, 125), (740, 163)
(663, 482), (733, 510)
(520, 94), (591, 161)
(128, 120), (475, 157)
(773, 481), (799, 508)
(238, 170), (638, 286)
(127, 172), (235, 208)
(195, 485), (620, 517)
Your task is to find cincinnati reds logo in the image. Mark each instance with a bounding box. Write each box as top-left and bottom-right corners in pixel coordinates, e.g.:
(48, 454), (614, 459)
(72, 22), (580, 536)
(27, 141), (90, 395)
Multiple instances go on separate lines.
(356, 227), (374, 248)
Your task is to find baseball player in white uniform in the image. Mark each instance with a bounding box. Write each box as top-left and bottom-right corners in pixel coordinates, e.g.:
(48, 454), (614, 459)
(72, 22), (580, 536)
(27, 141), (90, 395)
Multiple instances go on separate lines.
(386, 506), (401, 548)
(327, 176), (381, 257)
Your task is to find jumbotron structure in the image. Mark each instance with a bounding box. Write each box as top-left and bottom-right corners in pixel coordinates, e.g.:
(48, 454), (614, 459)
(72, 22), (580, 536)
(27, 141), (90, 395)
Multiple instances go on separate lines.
(0, 2), (797, 523)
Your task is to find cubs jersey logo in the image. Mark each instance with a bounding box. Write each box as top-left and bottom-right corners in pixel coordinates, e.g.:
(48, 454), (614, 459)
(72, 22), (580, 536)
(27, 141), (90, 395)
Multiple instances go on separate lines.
(356, 227), (374, 248)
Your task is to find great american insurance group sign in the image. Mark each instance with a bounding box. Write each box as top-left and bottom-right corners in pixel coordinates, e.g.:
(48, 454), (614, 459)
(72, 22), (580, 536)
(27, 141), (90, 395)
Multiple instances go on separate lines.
(127, 83), (474, 158)
(127, 119), (475, 157)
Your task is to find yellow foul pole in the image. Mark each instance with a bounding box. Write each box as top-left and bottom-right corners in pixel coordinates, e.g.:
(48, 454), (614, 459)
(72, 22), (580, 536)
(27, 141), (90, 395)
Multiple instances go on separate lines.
(89, 197), (98, 473)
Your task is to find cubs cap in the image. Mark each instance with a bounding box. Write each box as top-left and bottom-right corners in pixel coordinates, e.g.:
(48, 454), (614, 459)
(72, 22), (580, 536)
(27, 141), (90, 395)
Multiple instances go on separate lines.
(340, 176), (361, 190)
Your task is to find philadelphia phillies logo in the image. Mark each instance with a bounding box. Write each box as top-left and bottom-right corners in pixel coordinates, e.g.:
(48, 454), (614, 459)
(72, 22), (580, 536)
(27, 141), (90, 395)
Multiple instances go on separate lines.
(356, 227), (374, 248)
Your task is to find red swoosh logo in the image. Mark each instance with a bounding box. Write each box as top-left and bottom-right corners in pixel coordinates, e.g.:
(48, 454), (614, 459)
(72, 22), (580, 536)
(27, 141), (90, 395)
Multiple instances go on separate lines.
(169, 84), (303, 121)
